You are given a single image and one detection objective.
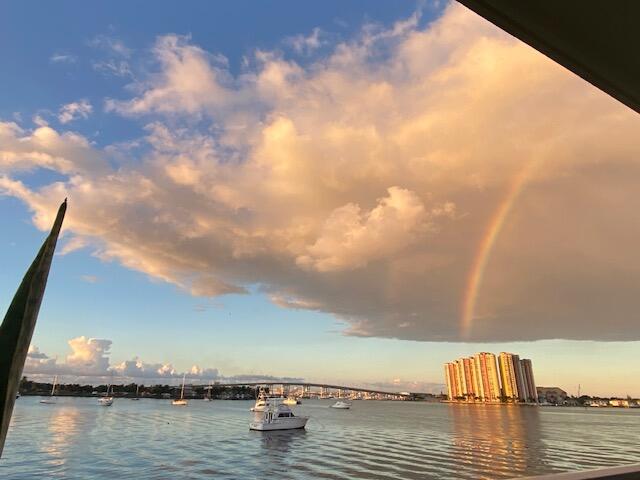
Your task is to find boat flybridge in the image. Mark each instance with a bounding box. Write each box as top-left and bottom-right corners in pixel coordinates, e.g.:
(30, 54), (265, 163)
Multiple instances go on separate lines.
(250, 387), (285, 412)
(250, 403), (308, 431)
(40, 375), (58, 404)
(330, 401), (352, 409)
(172, 374), (188, 406)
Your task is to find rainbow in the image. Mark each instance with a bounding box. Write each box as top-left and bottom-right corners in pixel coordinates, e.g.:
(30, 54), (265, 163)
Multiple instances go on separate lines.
(460, 163), (537, 339)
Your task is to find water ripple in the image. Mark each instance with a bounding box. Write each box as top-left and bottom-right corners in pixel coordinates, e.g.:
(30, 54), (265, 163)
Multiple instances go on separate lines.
(1, 398), (640, 479)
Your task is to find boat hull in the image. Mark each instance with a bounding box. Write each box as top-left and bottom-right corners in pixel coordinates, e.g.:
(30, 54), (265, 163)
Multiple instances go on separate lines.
(249, 417), (308, 431)
(172, 400), (188, 406)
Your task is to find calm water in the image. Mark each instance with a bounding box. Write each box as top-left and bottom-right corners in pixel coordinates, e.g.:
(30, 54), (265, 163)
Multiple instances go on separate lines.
(2, 398), (639, 479)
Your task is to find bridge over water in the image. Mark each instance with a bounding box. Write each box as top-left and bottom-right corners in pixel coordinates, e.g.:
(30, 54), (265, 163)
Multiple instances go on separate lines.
(204, 381), (412, 398)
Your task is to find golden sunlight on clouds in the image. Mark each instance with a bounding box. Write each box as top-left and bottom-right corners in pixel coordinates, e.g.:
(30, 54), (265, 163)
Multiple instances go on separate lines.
(2, 4), (639, 341)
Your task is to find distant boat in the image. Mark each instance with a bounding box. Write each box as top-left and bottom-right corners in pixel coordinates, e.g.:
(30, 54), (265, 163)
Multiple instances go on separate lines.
(131, 384), (140, 400)
(98, 381), (114, 406)
(283, 396), (301, 406)
(172, 374), (188, 406)
(250, 403), (308, 431)
(330, 401), (352, 409)
(40, 375), (58, 404)
(203, 382), (212, 401)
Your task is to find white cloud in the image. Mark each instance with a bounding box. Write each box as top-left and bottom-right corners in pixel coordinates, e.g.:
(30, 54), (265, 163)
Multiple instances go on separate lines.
(24, 337), (300, 385)
(88, 34), (131, 58)
(50, 53), (77, 64)
(286, 28), (325, 54)
(92, 59), (132, 78)
(297, 187), (454, 272)
(105, 35), (231, 116)
(65, 336), (112, 374)
(4, 4), (640, 343)
(58, 100), (93, 124)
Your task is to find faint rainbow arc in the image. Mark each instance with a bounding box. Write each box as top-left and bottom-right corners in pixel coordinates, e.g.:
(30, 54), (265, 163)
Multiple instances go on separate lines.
(460, 163), (536, 339)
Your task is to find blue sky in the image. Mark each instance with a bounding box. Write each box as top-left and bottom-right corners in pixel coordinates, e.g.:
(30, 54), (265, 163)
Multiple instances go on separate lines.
(2, 1), (640, 396)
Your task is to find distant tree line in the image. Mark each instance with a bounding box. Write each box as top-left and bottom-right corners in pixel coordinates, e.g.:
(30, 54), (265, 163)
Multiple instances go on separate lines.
(19, 377), (257, 399)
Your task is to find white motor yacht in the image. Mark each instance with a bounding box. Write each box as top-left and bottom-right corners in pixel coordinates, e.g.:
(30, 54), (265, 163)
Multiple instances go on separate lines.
(330, 401), (352, 409)
(282, 396), (301, 406)
(250, 403), (308, 431)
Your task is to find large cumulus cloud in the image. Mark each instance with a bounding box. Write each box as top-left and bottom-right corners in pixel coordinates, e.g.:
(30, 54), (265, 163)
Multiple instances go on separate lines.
(3, 4), (640, 342)
(24, 337), (301, 385)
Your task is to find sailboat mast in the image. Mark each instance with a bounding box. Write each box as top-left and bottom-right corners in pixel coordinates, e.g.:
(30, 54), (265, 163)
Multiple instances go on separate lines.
(180, 374), (186, 400)
(51, 375), (57, 396)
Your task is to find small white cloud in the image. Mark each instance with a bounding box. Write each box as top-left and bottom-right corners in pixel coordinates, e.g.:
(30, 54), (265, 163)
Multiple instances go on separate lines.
(58, 99), (93, 124)
(60, 236), (90, 255)
(286, 28), (325, 54)
(92, 59), (132, 78)
(81, 274), (99, 283)
(50, 53), (77, 64)
(32, 114), (49, 127)
(88, 34), (132, 58)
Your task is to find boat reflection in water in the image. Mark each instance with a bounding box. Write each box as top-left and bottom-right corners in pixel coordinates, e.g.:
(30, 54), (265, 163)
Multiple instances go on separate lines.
(258, 429), (307, 453)
(448, 404), (546, 478)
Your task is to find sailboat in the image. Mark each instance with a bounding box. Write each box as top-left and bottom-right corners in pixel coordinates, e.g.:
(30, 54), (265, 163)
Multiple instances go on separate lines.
(98, 380), (114, 406)
(40, 375), (58, 404)
(203, 381), (212, 402)
(130, 384), (140, 400)
(172, 374), (188, 406)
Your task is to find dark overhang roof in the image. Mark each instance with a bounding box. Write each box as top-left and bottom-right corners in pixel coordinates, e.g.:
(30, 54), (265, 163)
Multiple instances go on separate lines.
(456, 0), (640, 114)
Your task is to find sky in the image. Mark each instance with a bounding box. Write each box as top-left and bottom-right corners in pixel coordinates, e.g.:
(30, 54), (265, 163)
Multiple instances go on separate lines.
(1, 1), (640, 397)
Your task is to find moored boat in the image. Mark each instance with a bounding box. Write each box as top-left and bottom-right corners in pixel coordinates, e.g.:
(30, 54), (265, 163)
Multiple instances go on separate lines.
(330, 401), (352, 409)
(203, 381), (213, 401)
(98, 382), (114, 406)
(130, 384), (140, 400)
(40, 375), (58, 404)
(172, 373), (188, 406)
(250, 403), (308, 431)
